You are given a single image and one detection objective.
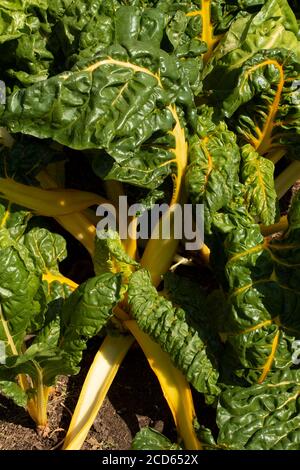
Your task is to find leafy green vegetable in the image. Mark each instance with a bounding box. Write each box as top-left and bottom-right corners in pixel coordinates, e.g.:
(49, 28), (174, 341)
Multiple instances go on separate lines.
(240, 144), (278, 224)
(94, 229), (138, 278)
(0, 137), (62, 184)
(217, 191), (300, 384)
(0, 200), (121, 428)
(0, 41), (194, 190)
(204, 0), (300, 157)
(1, 0), (300, 451)
(217, 369), (300, 450)
(163, 271), (207, 321)
(0, 380), (27, 407)
(60, 272), (122, 369)
(128, 268), (220, 400)
(0, 1), (53, 89)
(132, 427), (182, 450)
(186, 106), (241, 230)
(50, 0), (204, 90)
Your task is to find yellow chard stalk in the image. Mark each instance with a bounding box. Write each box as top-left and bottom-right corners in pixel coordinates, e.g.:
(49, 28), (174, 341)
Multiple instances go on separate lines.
(26, 373), (51, 435)
(0, 177), (108, 216)
(63, 334), (134, 450)
(140, 106), (188, 285)
(0, 174), (113, 255)
(104, 179), (138, 261)
(62, 107), (202, 451)
(63, 314), (202, 450)
(275, 161), (300, 199)
(260, 215), (288, 237)
(37, 170), (97, 255)
(186, 1), (223, 63)
(125, 321), (202, 450)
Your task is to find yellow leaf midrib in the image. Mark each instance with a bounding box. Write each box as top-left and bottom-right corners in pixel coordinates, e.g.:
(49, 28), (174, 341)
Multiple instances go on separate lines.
(0, 304), (18, 356)
(240, 60), (285, 155)
(0, 201), (11, 228)
(258, 330), (280, 383)
(186, 1), (222, 61)
(74, 57), (187, 208)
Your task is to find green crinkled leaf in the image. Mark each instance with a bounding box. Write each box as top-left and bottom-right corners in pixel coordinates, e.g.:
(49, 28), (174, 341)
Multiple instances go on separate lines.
(210, 183), (254, 234)
(0, 41), (193, 190)
(226, 51), (300, 157)
(132, 427), (181, 450)
(49, 0), (118, 66)
(128, 268), (220, 399)
(22, 226), (75, 330)
(0, 198), (31, 240)
(0, 381), (27, 408)
(163, 271), (207, 321)
(186, 107), (241, 231)
(0, 272), (122, 389)
(156, 1), (205, 90)
(135, 188), (165, 211)
(33, 281), (71, 349)
(60, 273), (122, 370)
(0, 237), (42, 354)
(164, 272), (223, 392)
(195, 422), (219, 450)
(205, 0), (299, 75)
(217, 369), (300, 450)
(0, 344), (75, 386)
(240, 144), (278, 225)
(0, 1), (54, 89)
(0, 136), (63, 184)
(210, 0), (300, 36)
(0, 201), (73, 339)
(219, 191), (300, 383)
(23, 227), (67, 274)
(0, 215), (65, 379)
(203, 0), (300, 157)
(46, 0), (74, 22)
(50, 1), (204, 92)
(94, 229), (138, 278)
(0, 204), (123, 407)
(211, 0), (266, 34)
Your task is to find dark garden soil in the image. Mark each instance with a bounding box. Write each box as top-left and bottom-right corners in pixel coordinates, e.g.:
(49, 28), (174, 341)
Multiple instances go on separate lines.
(0, 345), (177, 450)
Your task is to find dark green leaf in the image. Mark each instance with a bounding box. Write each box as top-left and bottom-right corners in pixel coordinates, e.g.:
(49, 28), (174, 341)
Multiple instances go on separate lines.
(128, 268), (220, 399)
(132, 427), (181, 450)
(240, 144), (278, 225)
(217, 369), (300, 450)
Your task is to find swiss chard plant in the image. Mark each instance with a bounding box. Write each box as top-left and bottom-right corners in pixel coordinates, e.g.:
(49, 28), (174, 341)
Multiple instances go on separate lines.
(0, 199), (121, 434)
(0, 0), (300, 451)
